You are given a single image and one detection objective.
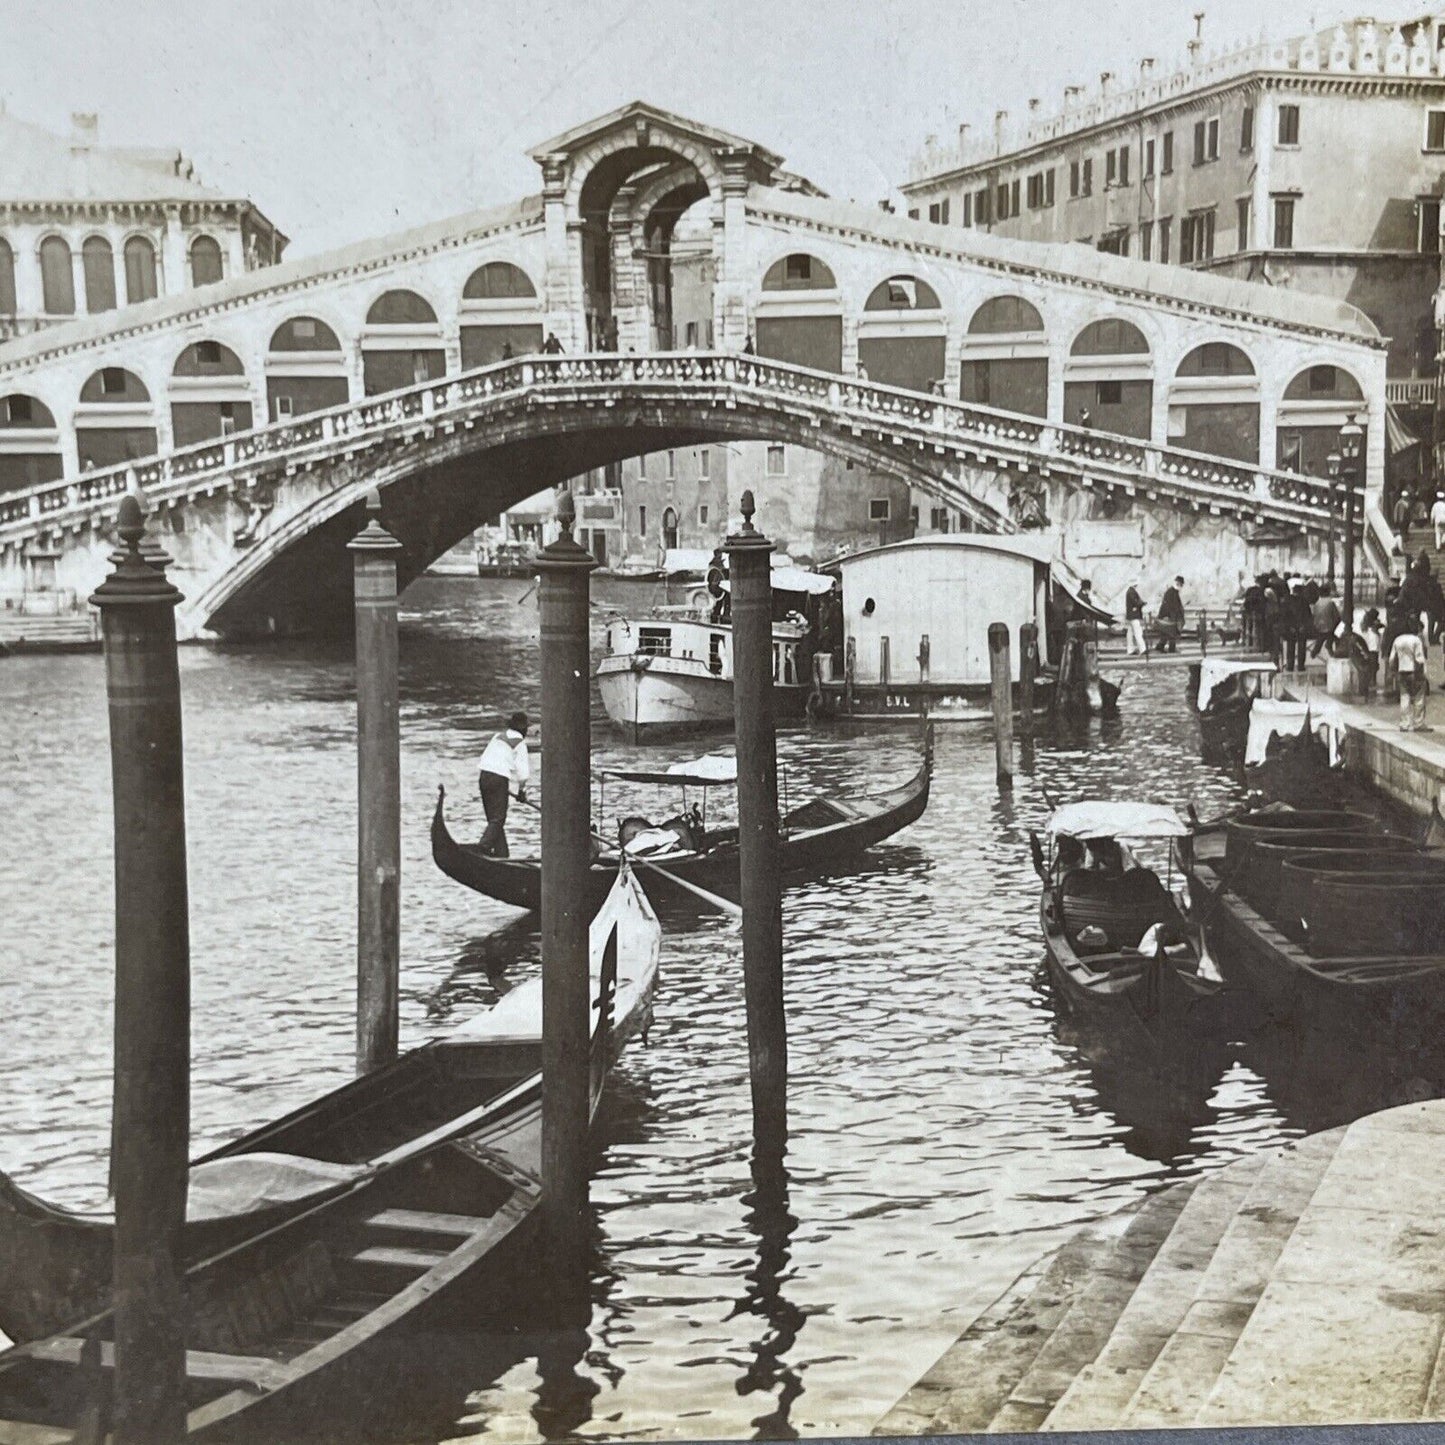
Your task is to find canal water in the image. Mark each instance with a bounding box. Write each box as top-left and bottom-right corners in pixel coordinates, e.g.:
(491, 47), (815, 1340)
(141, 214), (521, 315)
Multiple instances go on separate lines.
(0, 575), (1432, 1442)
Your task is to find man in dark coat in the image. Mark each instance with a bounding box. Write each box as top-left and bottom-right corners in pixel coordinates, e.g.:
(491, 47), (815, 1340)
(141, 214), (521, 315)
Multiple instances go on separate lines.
(1157, 576), (1186, 653)
(1281, 584), (1312, 672)
(1242, 575), (1267, 650)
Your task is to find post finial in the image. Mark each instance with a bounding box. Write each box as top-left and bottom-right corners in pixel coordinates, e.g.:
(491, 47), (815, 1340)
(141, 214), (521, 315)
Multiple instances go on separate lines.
(89, 490), (183, 609)
(557, 488), (576, 539)
(365, 488), (382, 518)
(348, 487), (403, 555)
(740, 490), (756, 533)
(117, 492), (145, 550)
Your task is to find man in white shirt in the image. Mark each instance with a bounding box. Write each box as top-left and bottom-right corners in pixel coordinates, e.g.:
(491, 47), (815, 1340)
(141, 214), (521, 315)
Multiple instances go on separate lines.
(477, 712), (531, 856)
(1391, 623), (1430, 732)
(1433, 492), (1445, 550)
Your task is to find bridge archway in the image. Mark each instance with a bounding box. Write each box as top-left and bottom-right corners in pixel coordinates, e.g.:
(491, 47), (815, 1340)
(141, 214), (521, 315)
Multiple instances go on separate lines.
(171, 340), (252, 447)
(1065, 317), (1153, 438)
(755, 252), (843, 372)
(1277, 363), (1366, 476)
(961, 295), (1048, 416)
(1167, 342), (1260, 462)
(460, 262), (542, 367)
(77, 367), (156, 471)
(0, 394), (61, 493)
(362, 289), (445, 395)
(266, 316), (349, 421)
(858, 274), (946, 392)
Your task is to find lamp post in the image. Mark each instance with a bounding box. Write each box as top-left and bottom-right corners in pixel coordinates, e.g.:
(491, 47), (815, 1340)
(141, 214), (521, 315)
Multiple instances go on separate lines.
(1325, 448), (1341, 591)
(1339, 413), (1364, 665)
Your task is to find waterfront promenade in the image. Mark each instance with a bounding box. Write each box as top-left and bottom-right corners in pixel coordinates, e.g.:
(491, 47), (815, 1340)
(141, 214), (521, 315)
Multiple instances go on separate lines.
(875, 1098), (1445, 1433)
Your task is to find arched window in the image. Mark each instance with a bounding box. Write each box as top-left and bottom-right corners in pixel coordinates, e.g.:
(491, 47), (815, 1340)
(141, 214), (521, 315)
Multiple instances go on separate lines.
(190, 236), (224, 287)
(80, 368), (151, 404)
(39, 236), (75, 315)
(865, 275), (941, 311)
(173, 340), (245, 376)
(761, 253), (837, 291)
(1071, 318), (1149, 356)
(82, 236), (116, 313)
(1176, 342), (1255, 377)
(269, 316), (342, 352)
(0, 238), (15, 315)
(968, 296), (1045, 334)
(124, 237), (158, 304)
(463, 262), (537, 300)
(1283, 365), (1364, 402)
(366, 290), (438, 325)
(0, 394), (56, 428)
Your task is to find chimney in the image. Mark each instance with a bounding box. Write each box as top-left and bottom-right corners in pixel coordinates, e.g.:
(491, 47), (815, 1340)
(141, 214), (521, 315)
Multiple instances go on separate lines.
(1100, 70), (1114, 93)
(1028, 97), (1041, 114)
(69, 111), (98, 146)
(994, 109), (1009, 144)
(1064, 84), (1084, 105)
(1140, 57), (1156, 78)
(957, 121), (972, 146)
(69, 112), (97, 199)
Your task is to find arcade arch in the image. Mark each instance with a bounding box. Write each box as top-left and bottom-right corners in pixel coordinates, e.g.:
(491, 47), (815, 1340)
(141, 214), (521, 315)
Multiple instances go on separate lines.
(755, 252), (843, 372)
(362, 289), (445, 395)
(857, 274), (946, 392)
(170, 340), (253, 447)
(960, 295), (1048, 417)
(1064, 318), (1152, 439)
(460, 262), (543, 368)
(1277, 364), (1366, 477)
(1167, 342), (1260, 463)
(0, 393), (61, 493)
(76, 367), (157, 471)
(266, 316), (349, 421)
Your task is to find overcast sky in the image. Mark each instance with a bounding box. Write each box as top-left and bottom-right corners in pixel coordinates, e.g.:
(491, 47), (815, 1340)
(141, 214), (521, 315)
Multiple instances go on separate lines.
(2, 0), (1339, 256)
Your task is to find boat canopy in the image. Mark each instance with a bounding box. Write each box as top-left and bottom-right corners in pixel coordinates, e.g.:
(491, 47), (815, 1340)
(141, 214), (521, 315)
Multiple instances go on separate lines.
(1245, 697), (1345, 769)
(1047, 800), (1189, 840)
(662, 548), (713, 576)
(720, 566), (834, 597)
(1197, 657), (1277, 709)
(1052, 569), (1116, 625)
(603, 752), (738, 786)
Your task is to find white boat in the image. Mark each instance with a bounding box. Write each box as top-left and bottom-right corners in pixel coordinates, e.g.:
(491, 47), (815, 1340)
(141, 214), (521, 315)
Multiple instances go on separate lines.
(595, 567), (835, 736)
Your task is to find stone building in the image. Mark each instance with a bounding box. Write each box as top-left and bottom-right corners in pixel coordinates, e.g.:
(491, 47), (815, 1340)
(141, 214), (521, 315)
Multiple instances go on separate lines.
(900, 12), (1445, 494)
(0, 106), (287, 350)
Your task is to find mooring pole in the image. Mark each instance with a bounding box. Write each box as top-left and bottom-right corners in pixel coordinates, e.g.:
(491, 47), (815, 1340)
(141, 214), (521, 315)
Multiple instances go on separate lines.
(91, 494), (189, 1445)
(349, 491), (403, 1076)
(989, 622), (1014, 790)
(727, 490), (788, 1148)
(1018, 622), (1038, 735)
(538, 490), (598, 1274)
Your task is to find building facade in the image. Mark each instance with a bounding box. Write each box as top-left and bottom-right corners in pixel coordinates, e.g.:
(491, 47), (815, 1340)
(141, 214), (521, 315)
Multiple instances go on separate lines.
(901, 13), (1445, 494)
(0, 107), (287, 355)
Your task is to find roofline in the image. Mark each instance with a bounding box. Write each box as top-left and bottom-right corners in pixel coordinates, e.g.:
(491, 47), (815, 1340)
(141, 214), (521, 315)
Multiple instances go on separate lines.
(527, 99), (785, 170)
(832, 533), (1057, 569)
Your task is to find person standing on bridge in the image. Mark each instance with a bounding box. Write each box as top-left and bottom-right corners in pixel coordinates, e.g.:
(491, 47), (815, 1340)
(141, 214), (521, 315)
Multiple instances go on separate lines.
(477, 712), (531, 857)
(1157, 576), (1186, 654)
(542, 332), (564, 355)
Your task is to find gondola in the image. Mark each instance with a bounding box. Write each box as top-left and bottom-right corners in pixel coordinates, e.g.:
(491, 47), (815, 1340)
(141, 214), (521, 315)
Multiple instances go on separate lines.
(1188, 658), (1277, 770)
(1030, 802), (1242, 1065)
(432, 736), (933, 913)
(0, 863), (659, 1348)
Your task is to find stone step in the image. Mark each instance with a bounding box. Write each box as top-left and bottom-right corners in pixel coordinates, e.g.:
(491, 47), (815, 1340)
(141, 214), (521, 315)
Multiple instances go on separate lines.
(872, 1204), (1152, 1437)
(1119, 1128), (1346, 1429)
(1040, 1155), (1268, 1432)
(980, 1181), (1201, 1434)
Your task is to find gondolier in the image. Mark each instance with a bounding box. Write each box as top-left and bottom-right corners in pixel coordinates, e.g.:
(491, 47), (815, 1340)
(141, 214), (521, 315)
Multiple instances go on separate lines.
(478, 712), (531, 857)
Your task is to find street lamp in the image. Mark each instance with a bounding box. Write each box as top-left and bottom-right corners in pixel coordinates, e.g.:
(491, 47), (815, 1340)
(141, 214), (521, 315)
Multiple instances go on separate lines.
(1338, 412), (1364, 666)
(1325, 448), (1342, 591)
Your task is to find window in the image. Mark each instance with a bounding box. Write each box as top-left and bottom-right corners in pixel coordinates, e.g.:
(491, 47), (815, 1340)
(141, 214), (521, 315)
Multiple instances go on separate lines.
(785, 254), (812, 283)
(766, 444), (786, 476)
(1081, 157), (1093, 196)
(684, 321), (698, 347)
(195, 340), (222, 368)
(1420, 197), (1442, 253)
(907, 207), (920, 220)
(1097, 379), (1122, 406)
(1141, 223), (1153, 261)
(1045, 169), (1055, 206)
(273, 395), (294, 421)
(1097, 228), (1130, 255)
(909, 504), (919, 528)
(1161, 131), (1174, 173)
(1193, 117), (1219, 164)
(1240, 105), (1255, 152)
(1105, 145), (1130, 187)
(82, 237), (115, 313)
(930, 506), (949, 532)
(1028, 172), (1044, 209)
(190, 235), (223, 287)
(0, 238), (14, 316)
(1273, 195), (1295, 248)
(1278, 432), (1303, 471)
(1309, 365), (1336, 393)
(101, 367), (127, 396)
(1158, 216), (1172, 263)
(638, 504), (647, 536)
(698, 448), (711, 479)
(219, 402), (237, 437)
(697, 503), (710, 526)
(39, 236), (75, 315)
(927, 198), (950, 224)
(1010, 179), (1020, 216)
(962, 192), (973, 226)
(665, 449), (676, 479)
(1196, 343), (1235, 375)
(1277, 104), (1300, 146)
(4, 395), (33, 424)
(973, 186), (991, 224)
(996, 182), (1010, 220)
(1180, 208), (1215, 263)
(1237, 197), (1252, 250)
(1427, 109), (1445, 152)
(638, 453), (647, 479)
(1144, 138), (1156, 178)
(869, 498), (891, 521)
(1070, 159), (1080, 197)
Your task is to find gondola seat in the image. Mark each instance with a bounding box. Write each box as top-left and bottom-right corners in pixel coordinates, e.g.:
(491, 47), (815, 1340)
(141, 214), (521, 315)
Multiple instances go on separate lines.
(1060, 868), (1177, 951)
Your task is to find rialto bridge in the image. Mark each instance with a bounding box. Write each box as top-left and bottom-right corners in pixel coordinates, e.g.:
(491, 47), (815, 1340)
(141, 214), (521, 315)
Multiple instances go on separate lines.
(0, 103), (1388, 637)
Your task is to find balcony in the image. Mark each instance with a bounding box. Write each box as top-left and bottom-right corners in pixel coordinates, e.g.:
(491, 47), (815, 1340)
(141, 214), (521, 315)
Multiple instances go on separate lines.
(1385, 377), (1436, 406)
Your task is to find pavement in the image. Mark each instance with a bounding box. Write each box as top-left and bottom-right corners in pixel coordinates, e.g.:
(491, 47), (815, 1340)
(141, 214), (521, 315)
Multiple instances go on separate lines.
(873, 1101), (1445, 1433)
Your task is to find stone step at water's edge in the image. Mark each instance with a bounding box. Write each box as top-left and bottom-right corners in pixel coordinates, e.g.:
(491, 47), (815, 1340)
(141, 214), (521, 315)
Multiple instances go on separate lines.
(1041, 1156), (1268, 1431)
(1120, 1127), (1349, 1429)
(985, 1182), (1203, 1433)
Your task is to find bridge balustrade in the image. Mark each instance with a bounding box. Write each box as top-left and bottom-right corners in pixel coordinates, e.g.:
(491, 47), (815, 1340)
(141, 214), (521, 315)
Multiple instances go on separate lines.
(0, 351), (1340, 546)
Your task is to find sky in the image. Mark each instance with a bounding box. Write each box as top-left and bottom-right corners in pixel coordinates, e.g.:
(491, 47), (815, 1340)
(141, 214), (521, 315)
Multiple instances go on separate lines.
(0, 0), (1345, 257)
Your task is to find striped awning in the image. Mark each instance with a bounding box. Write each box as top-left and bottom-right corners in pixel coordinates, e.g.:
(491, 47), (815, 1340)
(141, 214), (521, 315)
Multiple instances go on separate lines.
(1386, 404), (1421, 454)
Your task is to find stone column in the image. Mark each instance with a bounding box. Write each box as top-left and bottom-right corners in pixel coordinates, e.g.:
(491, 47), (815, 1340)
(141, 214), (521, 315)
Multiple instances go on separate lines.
(610, 184), (645, 352)
(715, 149), (753, 350)
(71, 245), (87, 315)
(540, 153), (581, 352)
(1046, 341), (1067, 425)
(1257, 373), (1279, 471)
(1251, 91), (1275, 251)
(161, 209), (186, 297)
(11, 226), (42, 318)
(224, 224), (245, 282)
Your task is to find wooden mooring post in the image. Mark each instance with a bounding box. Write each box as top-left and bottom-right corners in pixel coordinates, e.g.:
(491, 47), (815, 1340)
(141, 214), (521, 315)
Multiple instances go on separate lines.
(538, 491), (598, 1275)
(349, 491), (403, 1076)
(989, 622), (1014, 789)
(1018, 622), (1038, 734)
(90, 494), (189, 1445)
(727, 491), (788, 1149)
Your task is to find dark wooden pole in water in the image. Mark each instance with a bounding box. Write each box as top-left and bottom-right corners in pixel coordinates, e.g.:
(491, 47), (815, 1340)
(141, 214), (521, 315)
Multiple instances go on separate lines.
(91, 494), (189, 1445)
(538, 490), (598, 1270)
(727, 490), (788, 1147)
(349, 491), (404, 1076)
(1018, 622), (1038, 734)
(989, 622), (1013, 789)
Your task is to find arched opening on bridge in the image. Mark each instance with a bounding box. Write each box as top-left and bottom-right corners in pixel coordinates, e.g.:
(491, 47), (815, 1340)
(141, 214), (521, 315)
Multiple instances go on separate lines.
(0, 239), (15, 317)
(459, 262), (543, 368)
(858, 275), (945, 392)
(1064, 318), (1152, 439)
(123, 235), (158, 304)
(960, 296), (1048, 416)
(362, 289), (446, 395)
(81, 236), (116, 314)
(639, 181), (712, 351)
(755, 253), (842, 373)
(76, 367), (157, 471)
(1277, 364), (1366, 479)
(0, 394), (61, 493)
(170, 340), (254, 447)
(266, 316), (349, 421)
(190, 235), (224, 287)
(1167, 342), (1259, 462)
(38, 236), (75, 316)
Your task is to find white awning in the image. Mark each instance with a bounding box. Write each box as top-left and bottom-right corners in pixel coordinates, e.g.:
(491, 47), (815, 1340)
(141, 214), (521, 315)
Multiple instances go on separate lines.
(720, 566), (835, 597)
(604, 752), (737, 786)
(1197, 657), (1276, 710)
(1047, 801), (1189, 840)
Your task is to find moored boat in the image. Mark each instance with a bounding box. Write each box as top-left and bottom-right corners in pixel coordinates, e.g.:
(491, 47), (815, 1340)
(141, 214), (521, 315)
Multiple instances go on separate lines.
(433, 740), (932, 913)
(1189, 658), (1277, 769)
(0, 864), (659, 1347)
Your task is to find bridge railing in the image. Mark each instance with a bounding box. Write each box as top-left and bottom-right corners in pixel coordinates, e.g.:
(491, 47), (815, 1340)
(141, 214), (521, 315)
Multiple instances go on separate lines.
(0, 350), (1338, 539)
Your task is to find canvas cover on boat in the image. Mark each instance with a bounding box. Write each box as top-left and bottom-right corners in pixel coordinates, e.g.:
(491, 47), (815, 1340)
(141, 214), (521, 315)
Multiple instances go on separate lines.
(185, 1154), (366, 1222)
(1047, 801), (1189, 840)
(1245, 697), (1344, 768)
(1197, 658), (1276, 710)
(719, 566), (834, 597)
(604, 753), (738, 786)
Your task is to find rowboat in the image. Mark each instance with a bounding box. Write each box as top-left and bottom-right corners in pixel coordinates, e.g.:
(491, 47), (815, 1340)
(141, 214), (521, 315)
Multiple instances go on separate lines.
(1030, 802), (1241, 1063)
(432, 738), (932, 913)
(0, 863), (659, 1349)
(1187, 658), (1277, 770)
